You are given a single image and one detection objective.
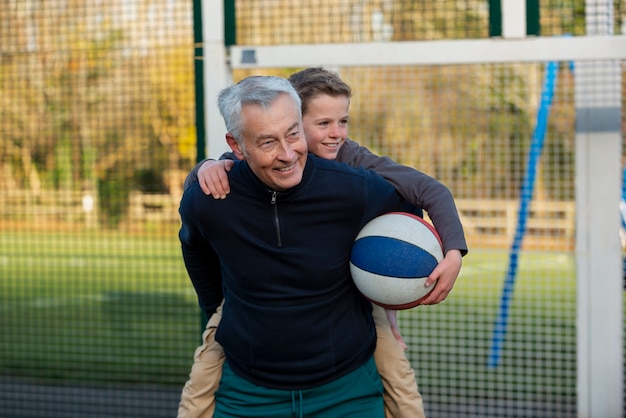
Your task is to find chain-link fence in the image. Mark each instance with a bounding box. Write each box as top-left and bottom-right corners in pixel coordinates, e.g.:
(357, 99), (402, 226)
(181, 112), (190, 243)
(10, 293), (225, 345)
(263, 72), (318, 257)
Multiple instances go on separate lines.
(1, 1), (625, 417)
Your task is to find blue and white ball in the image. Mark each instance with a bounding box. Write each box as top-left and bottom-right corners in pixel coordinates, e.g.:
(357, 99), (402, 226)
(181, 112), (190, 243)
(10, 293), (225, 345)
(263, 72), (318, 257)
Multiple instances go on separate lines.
(350, 212), (444, 310)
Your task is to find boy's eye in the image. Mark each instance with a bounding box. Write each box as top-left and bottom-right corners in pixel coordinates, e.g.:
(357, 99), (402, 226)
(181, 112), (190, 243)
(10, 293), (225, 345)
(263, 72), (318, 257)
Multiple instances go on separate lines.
(318, 121), (329, 127)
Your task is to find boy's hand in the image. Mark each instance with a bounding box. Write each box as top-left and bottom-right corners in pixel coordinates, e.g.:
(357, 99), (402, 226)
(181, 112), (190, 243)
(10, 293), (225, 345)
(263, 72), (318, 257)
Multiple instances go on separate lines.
(418, 249), (462, 305)
(198, 160), (234, 199)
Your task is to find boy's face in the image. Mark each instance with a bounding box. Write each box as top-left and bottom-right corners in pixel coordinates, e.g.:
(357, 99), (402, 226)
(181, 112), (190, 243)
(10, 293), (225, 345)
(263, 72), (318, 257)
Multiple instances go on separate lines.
(228, 94), (307, 192)
(302, 94), (349, 161)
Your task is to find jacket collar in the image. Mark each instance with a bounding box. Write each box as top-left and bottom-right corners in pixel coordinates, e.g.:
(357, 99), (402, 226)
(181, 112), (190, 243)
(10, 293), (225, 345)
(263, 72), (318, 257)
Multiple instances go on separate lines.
(237, 154), (315, 201)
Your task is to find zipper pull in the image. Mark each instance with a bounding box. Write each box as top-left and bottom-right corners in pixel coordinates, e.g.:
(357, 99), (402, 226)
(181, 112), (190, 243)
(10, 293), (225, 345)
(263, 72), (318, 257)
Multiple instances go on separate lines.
(271, 191), (277, 205)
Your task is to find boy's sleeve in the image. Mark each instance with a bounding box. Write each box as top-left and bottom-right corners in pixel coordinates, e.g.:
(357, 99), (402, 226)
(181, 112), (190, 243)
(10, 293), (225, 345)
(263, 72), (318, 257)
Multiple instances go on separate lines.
(338, 138), (468, 256)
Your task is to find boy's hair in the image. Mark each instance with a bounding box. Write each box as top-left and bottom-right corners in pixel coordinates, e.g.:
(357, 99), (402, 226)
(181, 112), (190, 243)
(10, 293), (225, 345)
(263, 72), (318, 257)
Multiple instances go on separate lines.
(288, 67), (352, 115)
(218, 75), (302, 142)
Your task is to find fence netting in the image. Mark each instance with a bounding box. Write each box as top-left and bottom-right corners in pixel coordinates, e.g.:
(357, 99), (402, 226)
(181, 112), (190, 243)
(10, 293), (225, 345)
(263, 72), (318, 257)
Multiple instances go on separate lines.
(1, 1), (624, 417)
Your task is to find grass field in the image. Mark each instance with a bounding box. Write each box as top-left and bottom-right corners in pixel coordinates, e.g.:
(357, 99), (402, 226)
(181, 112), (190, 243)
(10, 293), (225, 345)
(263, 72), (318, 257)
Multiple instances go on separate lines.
(0, 229), (200, 388)
(400, 249), (578, 404)
(1, 228), (579, 406)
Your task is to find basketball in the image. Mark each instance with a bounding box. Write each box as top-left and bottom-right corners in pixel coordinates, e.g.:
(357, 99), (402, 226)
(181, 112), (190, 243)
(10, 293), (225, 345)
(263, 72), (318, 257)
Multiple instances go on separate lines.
(350, 212), (444, 310)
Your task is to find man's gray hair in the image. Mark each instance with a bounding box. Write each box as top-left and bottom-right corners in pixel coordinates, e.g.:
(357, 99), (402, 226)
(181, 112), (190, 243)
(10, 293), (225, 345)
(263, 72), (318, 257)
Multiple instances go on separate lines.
(218, 76), (302, 142)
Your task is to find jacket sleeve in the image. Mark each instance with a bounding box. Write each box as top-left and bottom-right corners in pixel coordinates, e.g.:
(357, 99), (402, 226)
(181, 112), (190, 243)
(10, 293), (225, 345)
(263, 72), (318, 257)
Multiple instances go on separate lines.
(178, 186), (224, 315)
(338, 139), (468, 256)
(182, 152), (239, 191)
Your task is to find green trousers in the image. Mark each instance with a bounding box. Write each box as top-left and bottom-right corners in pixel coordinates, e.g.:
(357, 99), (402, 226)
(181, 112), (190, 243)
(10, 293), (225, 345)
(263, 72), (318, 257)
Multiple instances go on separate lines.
(214, 356), (384, 418)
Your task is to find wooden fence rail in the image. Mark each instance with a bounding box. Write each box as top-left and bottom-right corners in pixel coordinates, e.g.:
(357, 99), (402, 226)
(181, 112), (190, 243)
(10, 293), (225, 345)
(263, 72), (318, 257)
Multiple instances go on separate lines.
(453, 198), (575, 250)
(127, 191), (181, 223)
(0, 190), (87, 221)
(1, 190), (576, 249)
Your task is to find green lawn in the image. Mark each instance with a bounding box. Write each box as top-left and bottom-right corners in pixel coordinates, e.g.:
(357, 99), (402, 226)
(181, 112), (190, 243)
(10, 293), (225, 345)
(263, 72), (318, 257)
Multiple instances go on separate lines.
(1, 229), (579, 403)
(399, 249), (578, 402)
(0, 229), (201, 387)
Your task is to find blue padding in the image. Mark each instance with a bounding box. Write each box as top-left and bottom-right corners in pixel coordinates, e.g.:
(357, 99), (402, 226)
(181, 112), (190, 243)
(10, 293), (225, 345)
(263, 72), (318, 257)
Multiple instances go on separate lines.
(488, 60), (560, 368)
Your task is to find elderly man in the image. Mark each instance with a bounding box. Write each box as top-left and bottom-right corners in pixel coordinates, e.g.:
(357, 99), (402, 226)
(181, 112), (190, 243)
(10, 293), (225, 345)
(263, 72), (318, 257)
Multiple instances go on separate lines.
(178, 75), (417, 417)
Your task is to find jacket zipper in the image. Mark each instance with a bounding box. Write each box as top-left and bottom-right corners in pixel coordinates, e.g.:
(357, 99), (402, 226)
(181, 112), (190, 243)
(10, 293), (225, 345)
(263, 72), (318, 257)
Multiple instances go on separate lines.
(271, 191), (282, 247)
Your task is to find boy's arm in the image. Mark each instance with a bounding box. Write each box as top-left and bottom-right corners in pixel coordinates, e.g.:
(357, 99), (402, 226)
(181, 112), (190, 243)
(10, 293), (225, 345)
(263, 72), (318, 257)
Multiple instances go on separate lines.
(183, 152), (238, 197)
(183, 159), (211, 190)
(338, 139), (468, 256)
(337, 139), (467, 306)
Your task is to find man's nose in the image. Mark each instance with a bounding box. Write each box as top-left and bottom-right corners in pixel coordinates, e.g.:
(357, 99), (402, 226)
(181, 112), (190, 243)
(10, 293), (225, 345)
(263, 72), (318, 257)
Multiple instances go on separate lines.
(276, 140), (296, 160)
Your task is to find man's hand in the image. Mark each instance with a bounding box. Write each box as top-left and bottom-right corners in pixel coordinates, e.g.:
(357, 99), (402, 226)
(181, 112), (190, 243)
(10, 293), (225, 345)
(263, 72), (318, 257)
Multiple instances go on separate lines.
(417, 249), (462, 305)
(198, 160), (234, 198)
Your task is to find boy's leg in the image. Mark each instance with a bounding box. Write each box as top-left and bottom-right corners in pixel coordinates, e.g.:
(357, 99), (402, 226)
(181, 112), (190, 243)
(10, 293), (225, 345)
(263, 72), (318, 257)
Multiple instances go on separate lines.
(178, 301), (225, 418)
(372, 304), (426, 418)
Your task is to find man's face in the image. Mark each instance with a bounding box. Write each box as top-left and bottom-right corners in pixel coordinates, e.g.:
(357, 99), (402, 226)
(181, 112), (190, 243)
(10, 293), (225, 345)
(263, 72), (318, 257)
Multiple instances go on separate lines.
(302, 94), (349, 161)
(231, 94), (308, 191)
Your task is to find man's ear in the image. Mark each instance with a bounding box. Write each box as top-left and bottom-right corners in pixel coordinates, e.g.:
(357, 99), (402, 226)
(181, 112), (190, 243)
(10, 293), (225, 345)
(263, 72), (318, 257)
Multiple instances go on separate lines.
(226, 134), (245, 160)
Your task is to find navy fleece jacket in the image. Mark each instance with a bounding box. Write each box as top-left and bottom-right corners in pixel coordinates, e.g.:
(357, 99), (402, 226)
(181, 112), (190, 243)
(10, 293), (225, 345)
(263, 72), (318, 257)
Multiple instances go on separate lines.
(179, 154), (416, 390)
